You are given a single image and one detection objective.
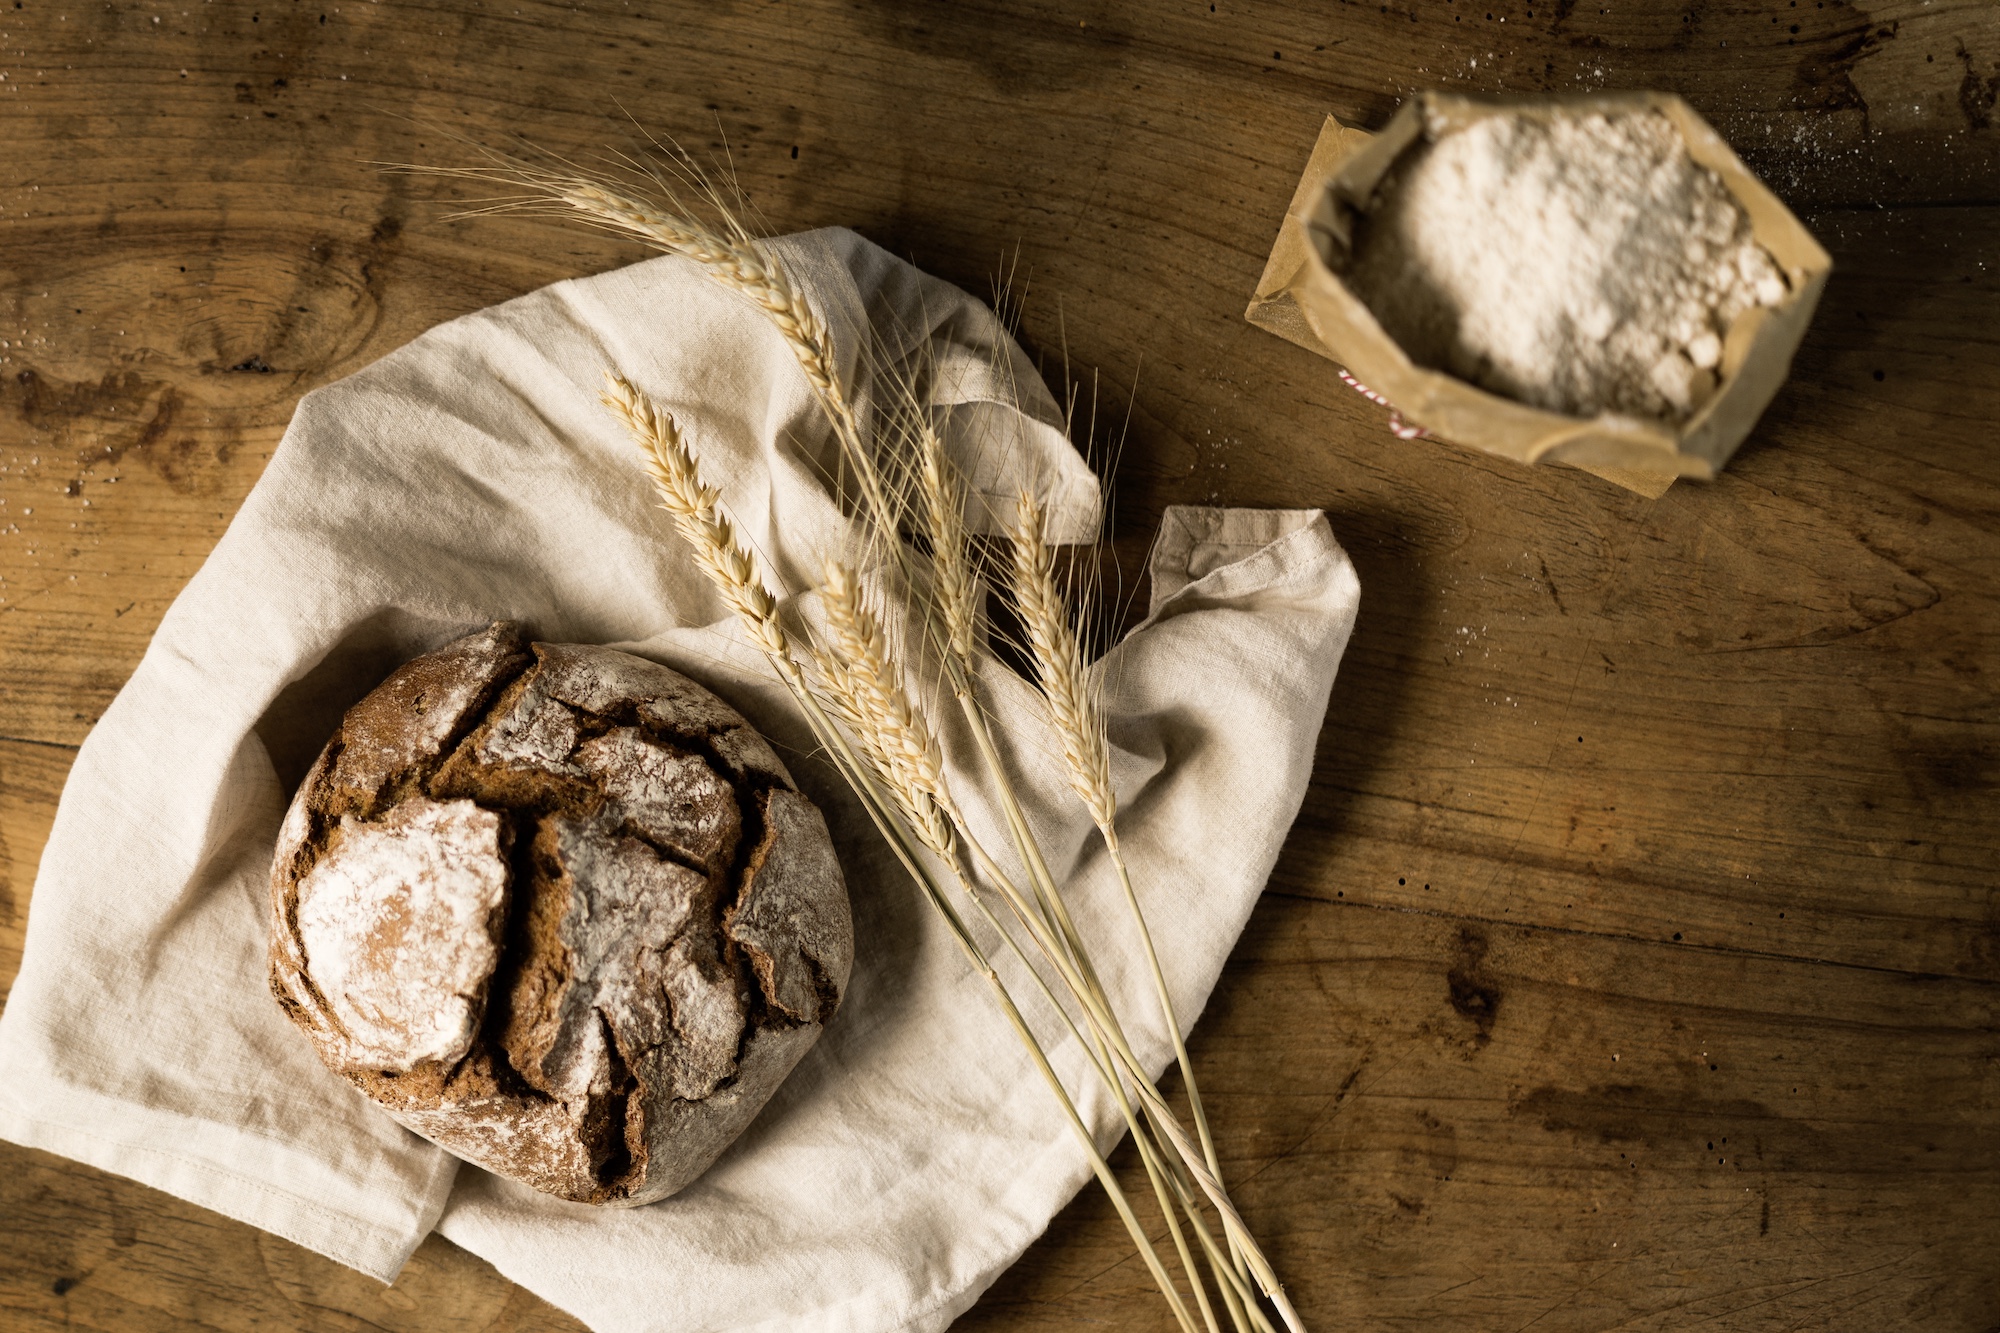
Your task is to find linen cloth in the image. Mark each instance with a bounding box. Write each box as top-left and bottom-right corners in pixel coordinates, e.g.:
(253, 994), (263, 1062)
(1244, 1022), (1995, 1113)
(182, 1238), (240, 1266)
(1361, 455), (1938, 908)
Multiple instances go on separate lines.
(0, 228), (1360, 1332)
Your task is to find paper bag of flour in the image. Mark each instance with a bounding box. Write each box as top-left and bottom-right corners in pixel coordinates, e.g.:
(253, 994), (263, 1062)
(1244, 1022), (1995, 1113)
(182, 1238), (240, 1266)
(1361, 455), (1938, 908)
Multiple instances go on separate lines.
(1248, 92), (1831, 498)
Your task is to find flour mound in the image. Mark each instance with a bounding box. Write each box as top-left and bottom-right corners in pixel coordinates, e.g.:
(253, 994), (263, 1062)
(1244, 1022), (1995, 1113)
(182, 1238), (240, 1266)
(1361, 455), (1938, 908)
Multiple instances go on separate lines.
(1344, 108), (1789, 424)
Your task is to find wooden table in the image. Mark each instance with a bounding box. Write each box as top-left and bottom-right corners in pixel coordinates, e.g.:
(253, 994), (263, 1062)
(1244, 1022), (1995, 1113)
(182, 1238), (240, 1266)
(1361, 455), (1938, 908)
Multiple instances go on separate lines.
(2, 2), (1996, 1329)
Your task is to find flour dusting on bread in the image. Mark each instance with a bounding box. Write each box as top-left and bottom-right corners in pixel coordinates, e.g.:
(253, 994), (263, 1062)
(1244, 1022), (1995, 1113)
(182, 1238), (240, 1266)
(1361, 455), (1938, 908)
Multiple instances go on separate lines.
(293, 797), (509, 1072)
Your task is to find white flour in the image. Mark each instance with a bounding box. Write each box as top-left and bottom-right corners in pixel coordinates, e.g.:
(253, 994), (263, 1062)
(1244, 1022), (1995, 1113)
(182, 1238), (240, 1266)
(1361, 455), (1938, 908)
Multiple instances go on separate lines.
(1344, 108), (1789, 424)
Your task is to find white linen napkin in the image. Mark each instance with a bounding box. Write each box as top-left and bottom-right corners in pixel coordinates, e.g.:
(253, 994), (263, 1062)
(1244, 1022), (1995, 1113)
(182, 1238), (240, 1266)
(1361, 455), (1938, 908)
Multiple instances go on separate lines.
(0, 227), (1360, 1332)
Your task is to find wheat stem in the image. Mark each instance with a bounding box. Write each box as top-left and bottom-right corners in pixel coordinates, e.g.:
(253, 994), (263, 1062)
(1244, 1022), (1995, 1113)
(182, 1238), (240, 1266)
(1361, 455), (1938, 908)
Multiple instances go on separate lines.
(951, 767), (1276, 1332)
(941, 843), (1267, 1333)
(961, 746), (1302, 1331)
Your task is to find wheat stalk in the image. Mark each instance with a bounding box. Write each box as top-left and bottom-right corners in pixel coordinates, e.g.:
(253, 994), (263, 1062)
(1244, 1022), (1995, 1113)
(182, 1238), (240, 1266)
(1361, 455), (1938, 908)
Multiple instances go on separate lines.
(903, 481), (1253, 1333)
(813, 556), (1244, 1333)
(873, 263), (1294, 1333)
(1007, 485), (1276, 1324)
(824, 536), (1240, 1328)
(813, 561), (1213, 1333)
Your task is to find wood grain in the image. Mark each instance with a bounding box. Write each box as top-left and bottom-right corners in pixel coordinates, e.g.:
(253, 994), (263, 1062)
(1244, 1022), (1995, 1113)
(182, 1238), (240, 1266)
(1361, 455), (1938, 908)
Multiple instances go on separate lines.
(965, 896), (2000, 1330)
(1, 0), (1996, 1329)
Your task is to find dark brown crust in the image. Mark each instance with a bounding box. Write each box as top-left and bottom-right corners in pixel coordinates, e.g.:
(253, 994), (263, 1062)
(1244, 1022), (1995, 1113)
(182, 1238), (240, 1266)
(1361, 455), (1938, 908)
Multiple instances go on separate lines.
(323, 622), (534, 819)
(267, 622), (853, 1206)
(728, 789), (849, 1027)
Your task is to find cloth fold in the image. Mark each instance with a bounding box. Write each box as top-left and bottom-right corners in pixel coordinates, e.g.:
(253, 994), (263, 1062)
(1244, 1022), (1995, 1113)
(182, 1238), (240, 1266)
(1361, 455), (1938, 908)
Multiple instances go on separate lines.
(0, 228), (1360, 1332)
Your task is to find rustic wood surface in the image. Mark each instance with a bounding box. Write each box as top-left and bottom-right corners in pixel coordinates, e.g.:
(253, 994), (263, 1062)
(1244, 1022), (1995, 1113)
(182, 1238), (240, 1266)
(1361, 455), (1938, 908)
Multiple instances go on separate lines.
(2, 1), (1997, 1329)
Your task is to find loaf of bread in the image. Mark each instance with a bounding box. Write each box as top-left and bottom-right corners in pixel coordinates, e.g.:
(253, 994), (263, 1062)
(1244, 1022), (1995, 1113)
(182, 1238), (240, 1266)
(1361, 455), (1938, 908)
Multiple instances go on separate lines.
(267, 622), (852, 1205)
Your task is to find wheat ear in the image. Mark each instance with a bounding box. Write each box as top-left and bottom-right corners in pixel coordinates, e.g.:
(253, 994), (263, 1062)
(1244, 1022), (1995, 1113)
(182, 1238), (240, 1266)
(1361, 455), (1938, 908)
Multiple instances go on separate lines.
(910, 417), (980, 666)
(571, 186), (856, 429)
(602, 372), (792, 665)
(1006, 490), (1116, 830)
(816, 560), (962, 867)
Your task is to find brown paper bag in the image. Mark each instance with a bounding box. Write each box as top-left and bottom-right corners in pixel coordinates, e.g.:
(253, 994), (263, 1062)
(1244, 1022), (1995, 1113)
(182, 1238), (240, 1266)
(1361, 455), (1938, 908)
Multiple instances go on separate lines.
(1247, 94), (1832, 498)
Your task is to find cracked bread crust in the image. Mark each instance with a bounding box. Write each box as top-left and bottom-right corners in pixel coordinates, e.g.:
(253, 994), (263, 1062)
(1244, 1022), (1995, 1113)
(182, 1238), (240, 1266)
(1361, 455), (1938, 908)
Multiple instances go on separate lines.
(267, 621), (852, 1206)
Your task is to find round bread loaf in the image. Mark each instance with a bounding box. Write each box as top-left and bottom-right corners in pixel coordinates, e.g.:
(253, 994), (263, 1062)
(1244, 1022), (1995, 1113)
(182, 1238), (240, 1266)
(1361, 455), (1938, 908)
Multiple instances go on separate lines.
(267, 621), (852, 1206)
